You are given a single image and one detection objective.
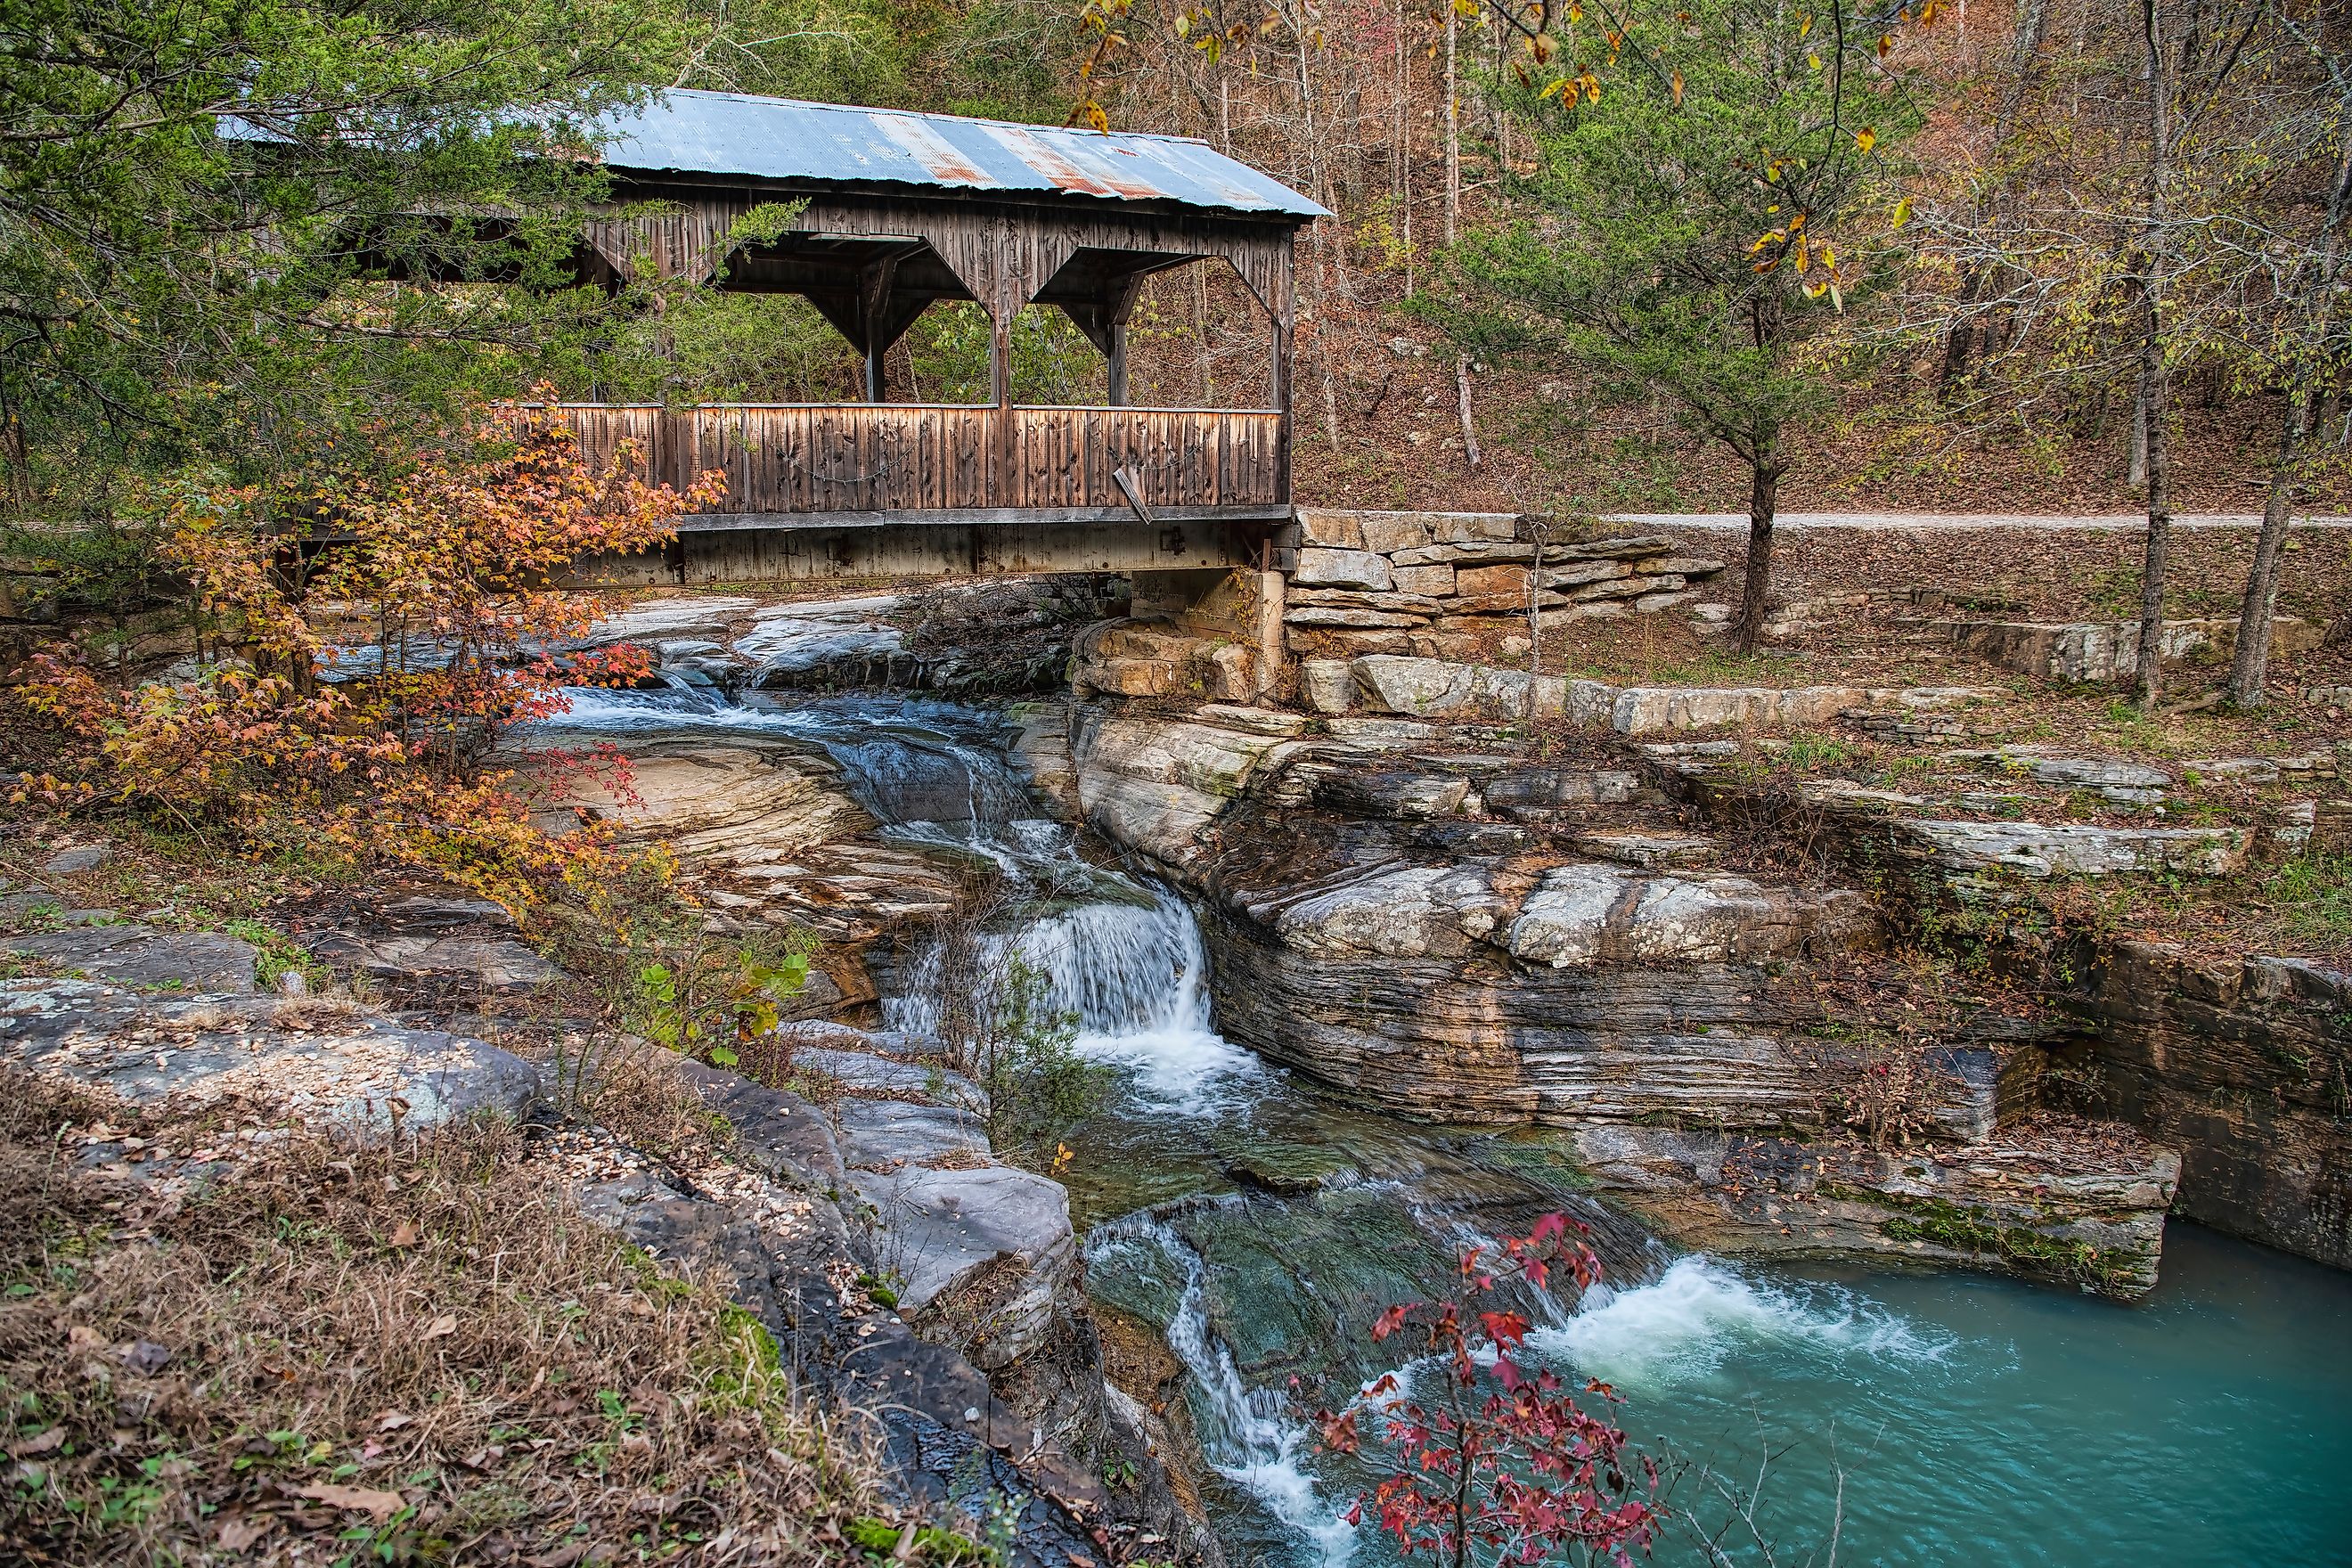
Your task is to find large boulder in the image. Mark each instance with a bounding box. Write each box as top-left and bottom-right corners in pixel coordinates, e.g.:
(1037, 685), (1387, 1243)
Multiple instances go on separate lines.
(2, 974), (542, 1132)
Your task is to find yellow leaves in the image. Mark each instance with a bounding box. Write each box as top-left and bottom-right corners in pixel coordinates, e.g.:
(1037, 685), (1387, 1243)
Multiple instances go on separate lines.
(1809, 52), (1822, 70)
(1855, 126), (1877, 153)
(1172, 10), (1188, 35)
(1798, 12), (1813, 37)
(1539, 69), (1601, 105)
(1879, 32), (1894, 56)
(1890, 196), (1913, 227)
(1451, 0), (1481, 16)
(1670, 69), (1685, 105)
(1567, 2), (1582, 20)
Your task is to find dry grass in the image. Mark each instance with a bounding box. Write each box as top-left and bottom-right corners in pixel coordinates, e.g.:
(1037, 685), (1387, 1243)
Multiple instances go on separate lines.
(0, 1070), (884, 1566)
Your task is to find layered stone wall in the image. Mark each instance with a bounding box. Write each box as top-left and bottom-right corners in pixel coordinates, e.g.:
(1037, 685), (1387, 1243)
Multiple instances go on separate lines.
(2070, 943), (2352, 1269)
(1280, 510), (1726, 658)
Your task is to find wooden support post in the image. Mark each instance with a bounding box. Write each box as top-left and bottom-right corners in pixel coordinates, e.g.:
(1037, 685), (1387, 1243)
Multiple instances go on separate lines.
(1270, 316), (1293, 506)
(1107, 323), (1129, 406)
(991, 303), (1014, 508)
(857, 256), (900, 404)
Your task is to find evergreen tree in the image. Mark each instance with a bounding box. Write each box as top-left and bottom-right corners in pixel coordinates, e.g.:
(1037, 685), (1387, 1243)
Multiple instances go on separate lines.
(1426, 0), (1924, 652)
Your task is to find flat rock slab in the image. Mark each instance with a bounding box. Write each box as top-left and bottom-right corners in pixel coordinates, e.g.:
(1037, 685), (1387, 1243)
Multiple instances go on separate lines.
(312, 932), (559, 990)
(837, 1098), (991, 1172)
(674, 1058), (844, 1185)
(1574, 830), (1720, 868)
(844, 1160), (1074, 1338)
(2, 976), (541, 1131)
(39, 844), (110, 874)
(5, 925), (257, 992)
(793, 1047), (985, 1113)
(1612, 684), (1865, 736)
(1904, 821), (2243, 878)
(373, 894), (517, 932)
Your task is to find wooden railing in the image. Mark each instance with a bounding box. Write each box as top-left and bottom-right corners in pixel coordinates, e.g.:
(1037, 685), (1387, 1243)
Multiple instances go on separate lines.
(558, 403), (1286, 525)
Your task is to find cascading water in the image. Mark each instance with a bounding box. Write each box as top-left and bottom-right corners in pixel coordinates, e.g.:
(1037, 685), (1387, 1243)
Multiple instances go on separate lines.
(537, 665), (2352, 1568)
(1090, 1211), (1362, 1564)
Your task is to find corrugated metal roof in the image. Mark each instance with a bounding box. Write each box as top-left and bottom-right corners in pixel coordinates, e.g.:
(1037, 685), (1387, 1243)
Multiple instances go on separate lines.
(595, 90), (1328, 220)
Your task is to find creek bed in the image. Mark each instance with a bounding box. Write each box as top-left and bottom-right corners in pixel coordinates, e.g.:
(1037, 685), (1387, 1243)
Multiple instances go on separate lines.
(540, 682), (2352, 1566)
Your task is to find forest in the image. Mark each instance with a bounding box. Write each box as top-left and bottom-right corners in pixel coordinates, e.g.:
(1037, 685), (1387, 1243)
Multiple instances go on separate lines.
(3, 4), (2350, 1566)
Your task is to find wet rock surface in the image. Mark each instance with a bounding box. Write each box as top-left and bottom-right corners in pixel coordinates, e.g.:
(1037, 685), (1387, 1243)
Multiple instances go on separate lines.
(1066, 695), (2188, 1294)
(2, 915), (1214, 1566)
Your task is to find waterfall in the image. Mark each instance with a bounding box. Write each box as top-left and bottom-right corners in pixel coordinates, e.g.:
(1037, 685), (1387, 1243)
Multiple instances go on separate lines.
(1090, 1213), (1361, 1566)
(883, 883), (1270, 1117)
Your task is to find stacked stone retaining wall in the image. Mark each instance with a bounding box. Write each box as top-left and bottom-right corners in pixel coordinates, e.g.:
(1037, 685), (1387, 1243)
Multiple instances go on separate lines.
(1279, 510), (1726, 657)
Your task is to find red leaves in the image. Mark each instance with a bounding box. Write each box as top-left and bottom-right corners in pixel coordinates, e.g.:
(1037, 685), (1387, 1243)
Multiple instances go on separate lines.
(1319, 1213), (1662, 1564)
(1478, 1310), (1531, 1349)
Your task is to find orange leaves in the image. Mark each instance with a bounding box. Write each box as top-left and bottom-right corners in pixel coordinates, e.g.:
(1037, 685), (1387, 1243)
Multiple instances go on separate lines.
(7, 385), (715, 911)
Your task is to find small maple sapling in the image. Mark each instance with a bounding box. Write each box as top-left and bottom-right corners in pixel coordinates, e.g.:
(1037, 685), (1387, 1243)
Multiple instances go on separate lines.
(1318, 1213), (1660, 1568)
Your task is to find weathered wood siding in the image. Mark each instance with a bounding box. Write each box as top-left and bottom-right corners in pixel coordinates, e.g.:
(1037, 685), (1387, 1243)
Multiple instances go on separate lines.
(559, 403), (1285, 517)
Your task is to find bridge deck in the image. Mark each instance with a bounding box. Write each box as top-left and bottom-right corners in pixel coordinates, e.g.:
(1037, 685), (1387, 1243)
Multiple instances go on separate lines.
(559, 402), (1287, 526)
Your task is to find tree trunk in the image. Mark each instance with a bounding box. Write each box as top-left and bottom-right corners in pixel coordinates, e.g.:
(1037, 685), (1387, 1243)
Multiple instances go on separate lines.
(1733, 450), (1781, 655)
(1443, 2), (1460, 246)
(2131, 0), (2175, 707)
(2228, 93), (2352, 707)
(2127, 377), (2149, 488)
(2223, 401), (2304, 708)
(1456, 355), (1480, 466)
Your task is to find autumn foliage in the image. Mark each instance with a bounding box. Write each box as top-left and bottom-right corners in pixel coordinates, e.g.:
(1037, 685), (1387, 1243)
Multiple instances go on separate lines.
(9, 394), (722, 911)
(1319, 1213), (1660, 1568)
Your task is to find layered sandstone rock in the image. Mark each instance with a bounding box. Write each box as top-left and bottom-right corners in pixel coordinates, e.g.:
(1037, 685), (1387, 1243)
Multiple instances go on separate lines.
(1066, 698), (2184, 1295)
(2067, 942), (2352, 1270)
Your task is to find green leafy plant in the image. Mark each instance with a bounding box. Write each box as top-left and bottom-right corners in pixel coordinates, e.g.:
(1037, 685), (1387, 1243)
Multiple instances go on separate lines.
(973, 956), (1107, 1148)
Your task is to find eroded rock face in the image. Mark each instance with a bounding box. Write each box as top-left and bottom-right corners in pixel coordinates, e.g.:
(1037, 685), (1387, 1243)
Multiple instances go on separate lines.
(2071, 943), (2352, 1270)
(1566, 1123), (2179, 1294)
(1067, 698), (2181, 1295)
(1506, 863), (1874, 968)
(1070, 705), (1303, 869)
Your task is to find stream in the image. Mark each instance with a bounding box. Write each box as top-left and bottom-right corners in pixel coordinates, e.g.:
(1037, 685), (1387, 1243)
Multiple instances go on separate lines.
(542, 684), (2352, 1567)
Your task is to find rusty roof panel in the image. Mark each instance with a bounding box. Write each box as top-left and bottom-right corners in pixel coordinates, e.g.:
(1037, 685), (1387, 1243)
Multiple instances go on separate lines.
(595, 90), (1327, 219)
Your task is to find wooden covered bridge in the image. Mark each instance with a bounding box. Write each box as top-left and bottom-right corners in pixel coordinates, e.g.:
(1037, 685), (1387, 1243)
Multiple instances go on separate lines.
(563, 91), (1327, 582)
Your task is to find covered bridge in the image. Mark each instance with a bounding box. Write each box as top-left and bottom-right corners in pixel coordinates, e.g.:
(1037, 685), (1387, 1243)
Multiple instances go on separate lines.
(567, 91), (1327, 580)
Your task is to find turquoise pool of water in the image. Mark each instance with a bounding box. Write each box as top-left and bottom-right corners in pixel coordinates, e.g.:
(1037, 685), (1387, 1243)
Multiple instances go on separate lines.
(1530, 1222), (2352, 1566)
